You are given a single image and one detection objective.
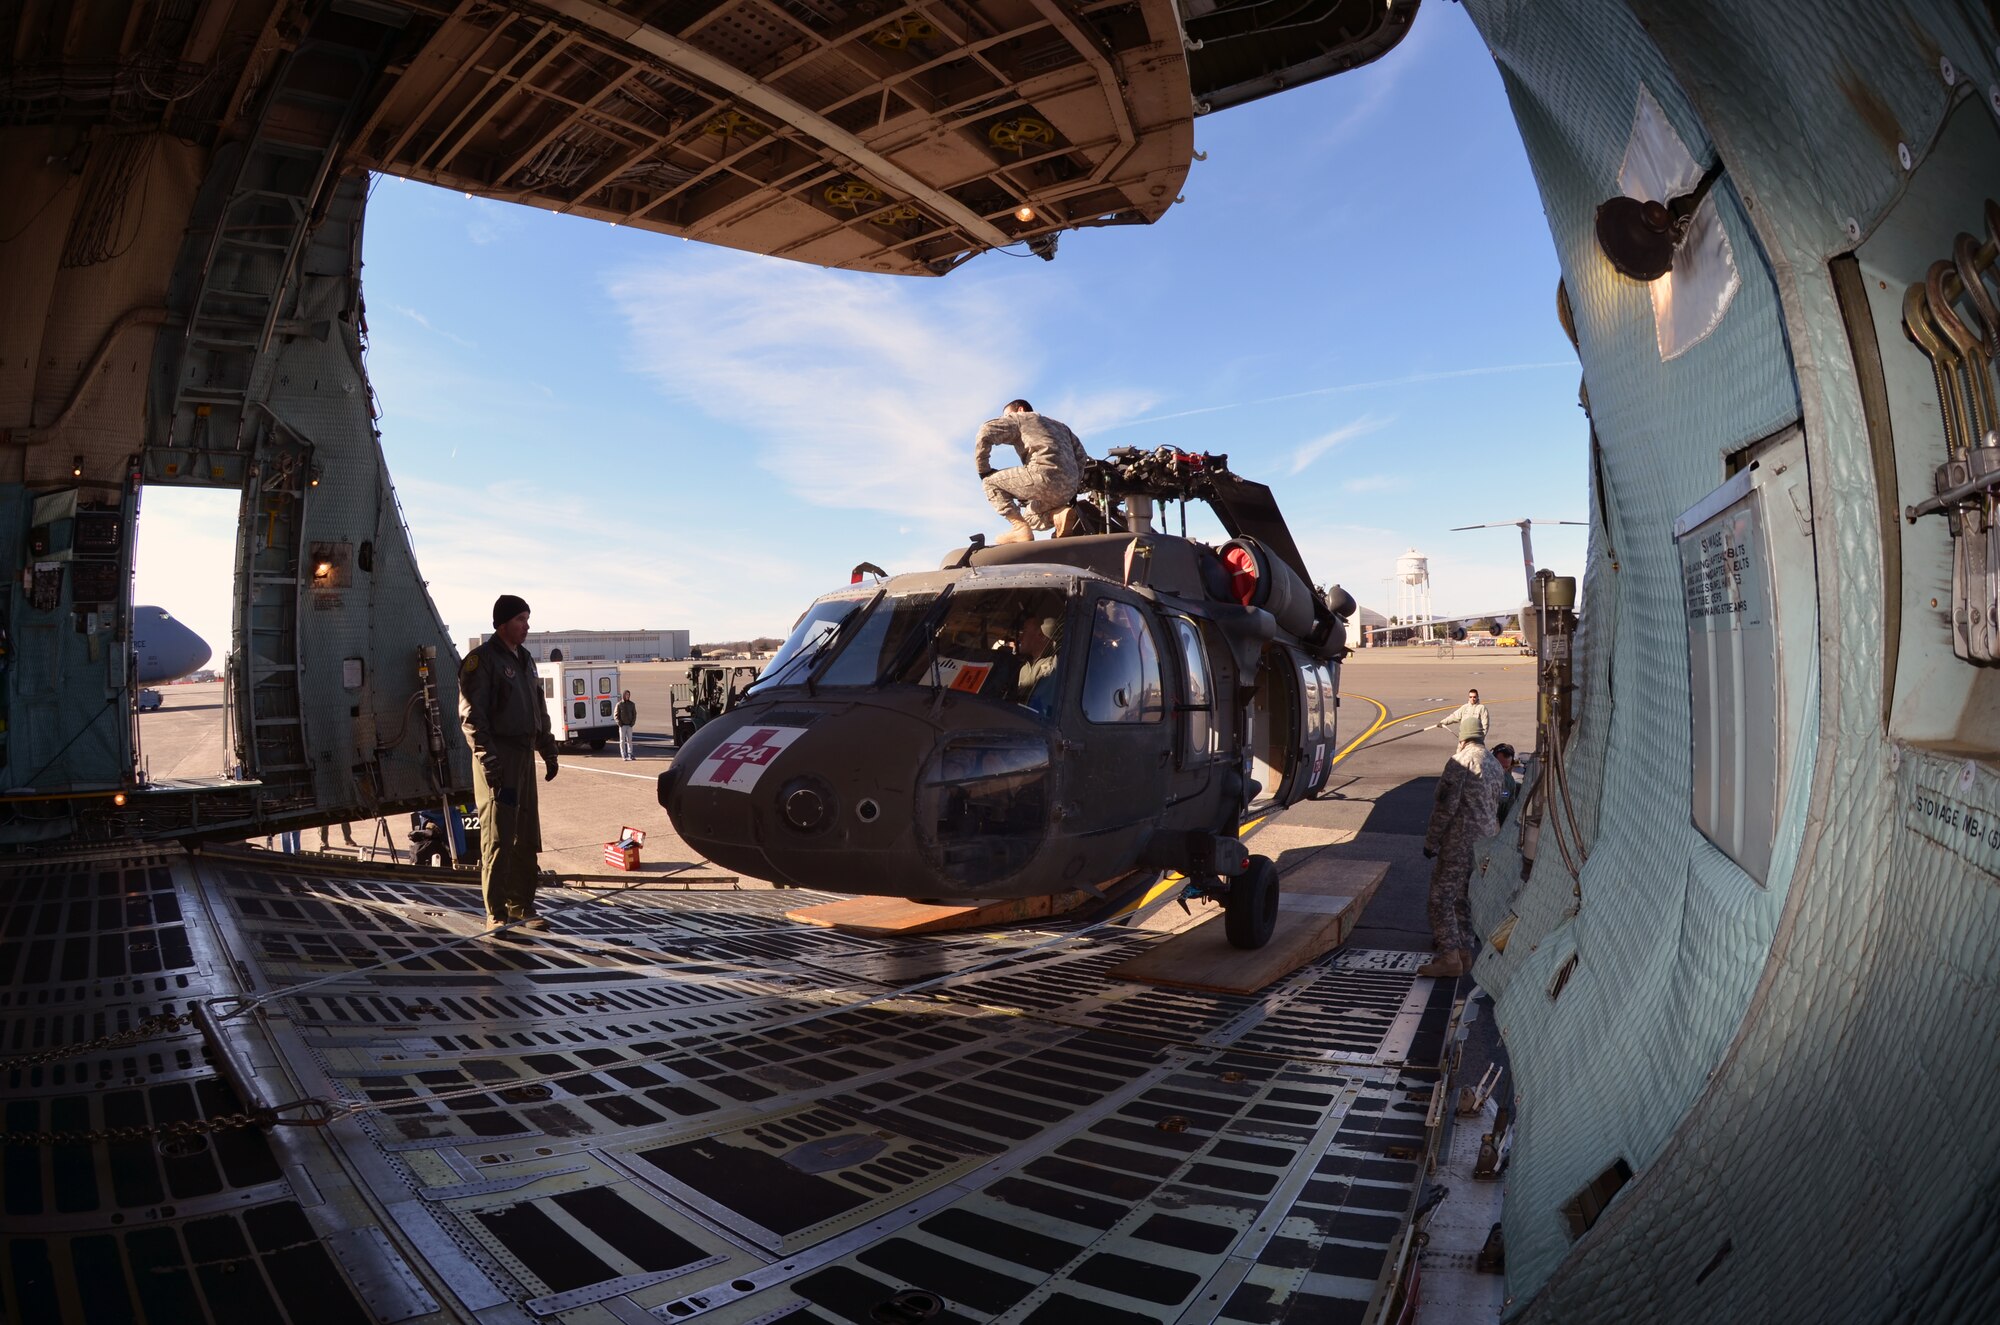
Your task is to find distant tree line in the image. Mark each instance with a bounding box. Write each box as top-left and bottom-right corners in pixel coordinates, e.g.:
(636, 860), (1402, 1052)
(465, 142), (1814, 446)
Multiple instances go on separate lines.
(691, 638), (784, 658)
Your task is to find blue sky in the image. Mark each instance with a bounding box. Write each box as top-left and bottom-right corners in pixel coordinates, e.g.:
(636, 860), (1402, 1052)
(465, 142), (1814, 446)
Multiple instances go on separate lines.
(138, 1), (1588, 652)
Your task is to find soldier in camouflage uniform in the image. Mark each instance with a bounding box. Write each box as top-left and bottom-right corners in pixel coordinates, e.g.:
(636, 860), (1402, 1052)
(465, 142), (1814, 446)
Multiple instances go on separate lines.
(459, 594), (560, 928)
(976, 399), (1090, 543)
(1418, 713), (1507, 977)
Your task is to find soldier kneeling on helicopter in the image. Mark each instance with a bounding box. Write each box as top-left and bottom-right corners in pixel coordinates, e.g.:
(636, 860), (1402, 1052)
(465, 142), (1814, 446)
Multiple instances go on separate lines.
(975, 399), (1090, 543)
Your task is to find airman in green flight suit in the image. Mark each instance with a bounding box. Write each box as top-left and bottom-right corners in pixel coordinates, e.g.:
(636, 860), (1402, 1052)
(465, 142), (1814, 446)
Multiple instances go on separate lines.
(459, 594), (559, 927)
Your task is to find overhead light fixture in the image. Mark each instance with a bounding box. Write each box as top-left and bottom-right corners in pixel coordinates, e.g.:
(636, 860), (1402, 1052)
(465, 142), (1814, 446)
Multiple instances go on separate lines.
(1014, 204), (1036, 223)
(1593, 159), (1724, 282)
(309, 465), (322, 487)
(113, 792), (126, 806)
(71, 455), (83, 477)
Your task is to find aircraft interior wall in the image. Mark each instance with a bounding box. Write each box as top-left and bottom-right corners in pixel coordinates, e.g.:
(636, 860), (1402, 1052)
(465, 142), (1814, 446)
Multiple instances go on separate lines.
(0, 484), (133, 809)
(1462, 0), (2000, 1319)
(0, 127), (207, 824)
(0, 99), (471, 836)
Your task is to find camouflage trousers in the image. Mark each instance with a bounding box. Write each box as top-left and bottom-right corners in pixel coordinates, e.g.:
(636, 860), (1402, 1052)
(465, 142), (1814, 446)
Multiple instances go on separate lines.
(1427, 835), (1478, 958)
(984, 465), (1077, 530)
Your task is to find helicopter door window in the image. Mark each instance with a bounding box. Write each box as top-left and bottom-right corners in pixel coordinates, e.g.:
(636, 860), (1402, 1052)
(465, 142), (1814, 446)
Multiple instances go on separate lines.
(1171, 617), (1217, 757)
(1082, 600), (1164, 724)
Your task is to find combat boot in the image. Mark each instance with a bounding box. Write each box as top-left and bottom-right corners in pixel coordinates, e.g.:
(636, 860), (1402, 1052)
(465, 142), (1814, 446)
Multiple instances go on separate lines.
(997, 514), (1035, 544)
(1416, 951), (1469, 978)
(1051, 506), (1080, 538)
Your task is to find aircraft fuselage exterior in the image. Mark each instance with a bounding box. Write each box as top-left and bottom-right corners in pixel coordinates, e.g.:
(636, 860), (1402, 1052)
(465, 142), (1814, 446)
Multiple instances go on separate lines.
(131, 606), (211, 685)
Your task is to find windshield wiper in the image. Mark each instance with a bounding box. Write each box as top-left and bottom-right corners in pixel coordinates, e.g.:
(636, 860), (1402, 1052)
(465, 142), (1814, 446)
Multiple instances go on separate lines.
(882, 585), (956, 685)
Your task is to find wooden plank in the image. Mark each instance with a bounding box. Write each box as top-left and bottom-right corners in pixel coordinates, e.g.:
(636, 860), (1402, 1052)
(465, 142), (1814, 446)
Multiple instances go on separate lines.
(787, 889), (1094, 936)
(1106, 857), (1389, 995)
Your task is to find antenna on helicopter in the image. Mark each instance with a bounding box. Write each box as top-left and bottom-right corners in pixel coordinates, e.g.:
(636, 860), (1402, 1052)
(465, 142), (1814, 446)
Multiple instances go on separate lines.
(1450, 518), (1586, 602)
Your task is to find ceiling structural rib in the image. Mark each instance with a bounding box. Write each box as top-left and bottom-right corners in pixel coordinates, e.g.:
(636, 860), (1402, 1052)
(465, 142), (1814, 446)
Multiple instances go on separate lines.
(1024, 0), (1136, 186)
(328, 1), (1420, 275)
(346, 0), (1202, 274)
(535, 0), (1014, 250)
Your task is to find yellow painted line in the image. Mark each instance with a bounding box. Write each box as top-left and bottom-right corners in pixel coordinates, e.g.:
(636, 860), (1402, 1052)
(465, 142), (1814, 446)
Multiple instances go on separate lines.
(1329, 693), (1390, 767)
(1328, 697), (1468, 768)
(1106, 696), (1470, 921)
(1109, 812), (1279, 919)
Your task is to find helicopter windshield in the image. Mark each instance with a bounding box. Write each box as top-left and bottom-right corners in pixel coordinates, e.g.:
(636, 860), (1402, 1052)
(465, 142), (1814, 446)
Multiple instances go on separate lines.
(746, 593), (874, 695)
(819, 585), (1069, 706)
(816, 590), (944, 687)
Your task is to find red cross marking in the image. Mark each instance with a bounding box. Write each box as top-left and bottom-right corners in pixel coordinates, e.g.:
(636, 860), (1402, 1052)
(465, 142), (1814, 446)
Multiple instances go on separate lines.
(705, 727), (785, 785)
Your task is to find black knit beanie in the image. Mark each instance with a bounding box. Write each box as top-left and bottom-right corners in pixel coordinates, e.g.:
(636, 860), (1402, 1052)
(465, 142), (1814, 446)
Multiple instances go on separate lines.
(492, 594), (530, 629)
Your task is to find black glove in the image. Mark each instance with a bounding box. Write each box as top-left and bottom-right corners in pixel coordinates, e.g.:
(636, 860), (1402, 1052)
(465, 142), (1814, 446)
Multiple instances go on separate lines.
(497, 787), (518, 808)
(543, 755), (559, 782)
(1422, 847), (1437, 859)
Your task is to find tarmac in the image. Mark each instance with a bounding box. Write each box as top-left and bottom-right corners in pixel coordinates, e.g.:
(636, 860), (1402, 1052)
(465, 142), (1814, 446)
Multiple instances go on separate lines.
(134, 645), (1538, 939)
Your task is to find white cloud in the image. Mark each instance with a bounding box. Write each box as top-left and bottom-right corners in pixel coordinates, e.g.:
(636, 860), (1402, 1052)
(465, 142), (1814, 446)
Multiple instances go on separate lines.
(1041, 386), (1163, 438)
(1340, 473), (1405, 494)
(393, 475), (825, 643)
(388, 304), (474, 348)
(608, 256), (1016, 536)
(1290, 414), (1393, 475)
(1305, 4), (1439, 155)
(1093, 361), (1574, 435)
(608, 253), (1068, 538)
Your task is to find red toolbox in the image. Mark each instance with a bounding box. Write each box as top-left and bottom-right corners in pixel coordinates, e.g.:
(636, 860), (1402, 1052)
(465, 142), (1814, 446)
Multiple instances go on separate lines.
(603, 826), (646, 871)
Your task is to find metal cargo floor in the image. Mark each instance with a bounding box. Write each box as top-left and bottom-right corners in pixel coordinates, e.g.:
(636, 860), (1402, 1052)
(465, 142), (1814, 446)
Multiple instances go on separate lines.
(0, 848), (1460, 1324)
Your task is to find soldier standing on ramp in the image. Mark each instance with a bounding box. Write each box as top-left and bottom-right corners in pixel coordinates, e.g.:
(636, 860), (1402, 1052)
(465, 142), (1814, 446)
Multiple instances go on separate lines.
(460, 594), (560, 929)
(1418, 713), (1506, 977)
(975, 399), (1089, 543)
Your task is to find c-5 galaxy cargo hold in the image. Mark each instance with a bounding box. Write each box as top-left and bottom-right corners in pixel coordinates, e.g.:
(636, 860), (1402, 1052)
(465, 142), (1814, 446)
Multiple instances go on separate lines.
(3, 2), (1997, 1324)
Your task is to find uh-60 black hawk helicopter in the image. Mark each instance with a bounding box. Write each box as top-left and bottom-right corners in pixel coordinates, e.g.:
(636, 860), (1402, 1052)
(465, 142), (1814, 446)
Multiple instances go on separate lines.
(658, 446), (1357, 949)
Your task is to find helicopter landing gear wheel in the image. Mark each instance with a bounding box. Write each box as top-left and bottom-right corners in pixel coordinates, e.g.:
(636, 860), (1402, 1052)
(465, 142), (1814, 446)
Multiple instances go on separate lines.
(1224, 854), (1280, 950)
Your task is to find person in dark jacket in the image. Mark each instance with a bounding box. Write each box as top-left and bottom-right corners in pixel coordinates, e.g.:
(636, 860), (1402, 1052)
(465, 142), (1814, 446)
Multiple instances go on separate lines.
(615, 689), (638, 761)
(459, 595), (559, 927)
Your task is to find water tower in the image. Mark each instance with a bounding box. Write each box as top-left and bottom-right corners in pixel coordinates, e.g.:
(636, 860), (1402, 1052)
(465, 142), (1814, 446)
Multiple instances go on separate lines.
(1395, 548), (1432, 639)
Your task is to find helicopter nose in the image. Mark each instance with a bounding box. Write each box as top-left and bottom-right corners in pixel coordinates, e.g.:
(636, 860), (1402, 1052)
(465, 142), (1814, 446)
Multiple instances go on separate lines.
(665, 705), (938, 889)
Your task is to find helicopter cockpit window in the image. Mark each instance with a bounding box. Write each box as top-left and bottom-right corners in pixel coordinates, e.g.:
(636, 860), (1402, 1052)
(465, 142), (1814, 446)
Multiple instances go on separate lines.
(1083, 599), (1165, 724)
(747, 594), (874, 694)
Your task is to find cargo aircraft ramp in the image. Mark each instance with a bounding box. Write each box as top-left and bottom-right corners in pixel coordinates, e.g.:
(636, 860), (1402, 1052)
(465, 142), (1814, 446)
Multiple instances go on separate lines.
(1, 848), (1462, 1324)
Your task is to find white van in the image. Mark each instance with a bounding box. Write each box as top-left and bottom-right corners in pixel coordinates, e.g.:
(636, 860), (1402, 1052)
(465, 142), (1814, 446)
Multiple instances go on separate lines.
(542, 662), (621, 749)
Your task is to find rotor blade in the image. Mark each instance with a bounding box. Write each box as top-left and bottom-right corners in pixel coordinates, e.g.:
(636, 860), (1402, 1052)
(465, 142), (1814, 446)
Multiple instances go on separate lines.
(1207, 471), (1317, 588)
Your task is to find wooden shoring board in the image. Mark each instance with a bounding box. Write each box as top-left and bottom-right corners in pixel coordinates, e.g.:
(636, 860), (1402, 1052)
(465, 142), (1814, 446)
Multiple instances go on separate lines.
(786, 888), (1096, 936)
(1106, 857), (1389, 994)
